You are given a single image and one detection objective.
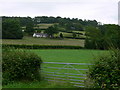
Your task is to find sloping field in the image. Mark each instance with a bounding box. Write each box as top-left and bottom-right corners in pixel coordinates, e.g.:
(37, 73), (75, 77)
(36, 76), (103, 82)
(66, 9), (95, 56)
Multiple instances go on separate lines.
(2, 36), (85, 47)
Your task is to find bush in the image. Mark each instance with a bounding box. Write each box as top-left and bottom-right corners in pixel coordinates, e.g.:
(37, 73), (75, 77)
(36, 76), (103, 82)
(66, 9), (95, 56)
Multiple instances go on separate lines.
(87, 49), (120, 88)
(2, 47), (42, 85)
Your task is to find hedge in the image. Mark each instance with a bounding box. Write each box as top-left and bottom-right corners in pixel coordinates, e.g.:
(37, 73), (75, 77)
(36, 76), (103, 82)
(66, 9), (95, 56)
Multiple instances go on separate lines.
(87, 49), (120, 88)
(2, 47), (42, 85)
(2, 44), (83, 49)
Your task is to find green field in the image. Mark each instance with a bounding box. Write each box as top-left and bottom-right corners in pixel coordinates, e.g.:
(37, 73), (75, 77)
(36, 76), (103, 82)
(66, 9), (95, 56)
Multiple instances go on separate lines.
(32, 49), (108, 87)
(3, 49), (108, 88)
(31, 49), (108, 76)
(2, 36), (85, 47)
(34, 23), (55, 29)
(32, 49), (107, 63)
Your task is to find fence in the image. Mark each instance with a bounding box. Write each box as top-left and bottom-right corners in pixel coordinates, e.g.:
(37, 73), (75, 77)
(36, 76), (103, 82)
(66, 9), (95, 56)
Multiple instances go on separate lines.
(41, 62), (93, 87)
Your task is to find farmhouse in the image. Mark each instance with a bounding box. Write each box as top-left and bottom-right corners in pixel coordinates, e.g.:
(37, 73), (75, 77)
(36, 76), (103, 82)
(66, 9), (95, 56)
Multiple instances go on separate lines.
(33, 33), (48, 38)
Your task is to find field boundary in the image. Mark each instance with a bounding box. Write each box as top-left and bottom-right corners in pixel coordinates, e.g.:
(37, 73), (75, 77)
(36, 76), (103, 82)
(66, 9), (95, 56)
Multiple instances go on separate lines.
(2, 44), (84, 49)
(41, 62), (93, 87)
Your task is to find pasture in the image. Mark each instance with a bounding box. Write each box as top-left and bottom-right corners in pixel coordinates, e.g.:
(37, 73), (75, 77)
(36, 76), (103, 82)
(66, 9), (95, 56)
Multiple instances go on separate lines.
(32, 49), (107, 63)
(32, 49), (108, 76)
(34, 23), (55, 29)
(3, 49), (108, 88)
(2, 36), (85, 47)
(32, 49), (108, 87)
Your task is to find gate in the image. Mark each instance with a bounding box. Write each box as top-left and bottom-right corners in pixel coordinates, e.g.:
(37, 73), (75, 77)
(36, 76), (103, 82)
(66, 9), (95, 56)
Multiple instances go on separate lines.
(41, 62), (93, 87)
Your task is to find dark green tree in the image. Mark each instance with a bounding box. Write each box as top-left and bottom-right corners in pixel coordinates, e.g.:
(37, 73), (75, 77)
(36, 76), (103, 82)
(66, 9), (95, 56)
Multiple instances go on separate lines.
(85, 26), (102, 49)
(44, 24), (59, 38)
(72, 32), (77, 39)
(59, 33), (64, 39)
(25, 17), (34, 35)
(2, 19), (23, 39)
(85, 24), (120, 49)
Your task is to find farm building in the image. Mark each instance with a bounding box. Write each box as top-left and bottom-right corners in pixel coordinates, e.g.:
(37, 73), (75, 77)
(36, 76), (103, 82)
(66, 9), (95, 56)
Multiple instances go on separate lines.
(33, 33), (48, 38)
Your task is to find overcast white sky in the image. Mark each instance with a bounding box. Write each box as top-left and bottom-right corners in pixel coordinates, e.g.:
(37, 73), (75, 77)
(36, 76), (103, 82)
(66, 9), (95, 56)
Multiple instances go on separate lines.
(0, 0), (119, 24)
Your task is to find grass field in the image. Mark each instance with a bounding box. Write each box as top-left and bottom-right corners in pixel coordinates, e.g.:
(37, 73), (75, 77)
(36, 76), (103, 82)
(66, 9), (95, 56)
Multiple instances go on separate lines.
(34, 49), (108, 88)
(34, 23), (55, 29)
(31, 49), (108, 78)
(3, 49), (108, 88)
(32, 49), (107, 63)
(2, 36), (85, 47)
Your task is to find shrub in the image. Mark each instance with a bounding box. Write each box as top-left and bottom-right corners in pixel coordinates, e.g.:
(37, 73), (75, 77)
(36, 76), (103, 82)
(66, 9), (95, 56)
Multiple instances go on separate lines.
(2, 47), (42, 85)
(87, 49), (120, 88)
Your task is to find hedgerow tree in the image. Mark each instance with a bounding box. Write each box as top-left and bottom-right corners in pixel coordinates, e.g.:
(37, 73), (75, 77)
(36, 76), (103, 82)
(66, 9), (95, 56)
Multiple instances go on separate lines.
(25, 17), (34, 35)
(59, 33), (64, 39)
(2, 19), (23, 39)
(44, 24), (59, 38)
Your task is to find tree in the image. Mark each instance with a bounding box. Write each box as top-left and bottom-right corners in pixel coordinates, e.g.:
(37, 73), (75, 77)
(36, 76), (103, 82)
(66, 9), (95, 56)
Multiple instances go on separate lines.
(2, 19), (23, 39)
(72, 32), (76, 39)
(59, 33), (64, 39)
(25, 17), (34, 35)
(85, 26), (103, 49)
(44, 25), (59, 38)
(99, 24), (120, 49)
(85, 24), (120, 49)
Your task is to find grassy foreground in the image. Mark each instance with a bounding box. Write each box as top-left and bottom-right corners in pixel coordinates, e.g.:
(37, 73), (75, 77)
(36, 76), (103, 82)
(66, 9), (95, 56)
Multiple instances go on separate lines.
(3, 49), (108, 88)
(3, 80), (76, 88)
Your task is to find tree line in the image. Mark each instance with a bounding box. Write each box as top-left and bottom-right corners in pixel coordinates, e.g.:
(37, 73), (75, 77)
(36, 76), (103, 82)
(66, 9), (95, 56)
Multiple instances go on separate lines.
(2, 16), (100, 38)
(2, 16), (120, 49)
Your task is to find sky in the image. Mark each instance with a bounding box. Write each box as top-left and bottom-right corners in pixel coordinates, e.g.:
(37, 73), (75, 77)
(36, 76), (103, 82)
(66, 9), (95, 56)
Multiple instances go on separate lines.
(0, 0), (119, 24)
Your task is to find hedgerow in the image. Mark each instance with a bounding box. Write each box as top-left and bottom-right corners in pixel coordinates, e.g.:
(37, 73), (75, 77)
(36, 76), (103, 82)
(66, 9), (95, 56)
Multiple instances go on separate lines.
(2, 44), (83, 49)
(2, 47), (42, 85)
(87, 49), (120, 88)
